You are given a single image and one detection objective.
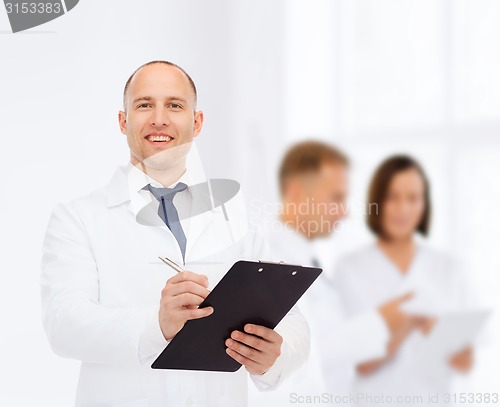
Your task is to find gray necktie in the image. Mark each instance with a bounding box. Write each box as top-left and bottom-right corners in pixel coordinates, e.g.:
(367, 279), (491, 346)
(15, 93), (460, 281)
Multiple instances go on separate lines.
(144, 182), (188, 261)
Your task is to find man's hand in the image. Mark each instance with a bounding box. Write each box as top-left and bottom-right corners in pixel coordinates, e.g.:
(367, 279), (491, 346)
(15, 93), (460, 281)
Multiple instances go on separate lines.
(449, 345), (473, 373)
(225, 324), (283, 375)
(357, 293), (419, 376)
(378, 292), (414, 336)
(159, 271), (214, 341)
(415, 316), (436, 335)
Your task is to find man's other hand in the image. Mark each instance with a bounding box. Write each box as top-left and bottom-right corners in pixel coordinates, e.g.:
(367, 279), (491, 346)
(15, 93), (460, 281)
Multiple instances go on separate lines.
(225, 324), (283, 375)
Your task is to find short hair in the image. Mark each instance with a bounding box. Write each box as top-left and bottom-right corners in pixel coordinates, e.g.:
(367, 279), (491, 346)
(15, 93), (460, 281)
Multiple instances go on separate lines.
(278, 140), (349, 195)
(123, 60), (198, 110)
(366, 155), (431, 237)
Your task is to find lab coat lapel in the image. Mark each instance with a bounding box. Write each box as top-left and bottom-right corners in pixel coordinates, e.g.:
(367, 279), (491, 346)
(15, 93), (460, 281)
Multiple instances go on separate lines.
(105, 165), (153, 215)
(183, 180), (215, 261)
(105, 165), (167, 227)
(105, 166), (215, 259)
(105, 166), (130, 208)
(184, 208), (214, 261)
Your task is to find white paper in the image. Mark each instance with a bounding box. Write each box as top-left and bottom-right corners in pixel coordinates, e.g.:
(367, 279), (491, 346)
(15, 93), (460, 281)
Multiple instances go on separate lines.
(412, 309), (492, 377)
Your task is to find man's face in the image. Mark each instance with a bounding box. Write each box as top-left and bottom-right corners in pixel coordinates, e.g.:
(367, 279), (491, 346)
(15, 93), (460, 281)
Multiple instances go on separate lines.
(286, 163), (348, 238)
(306, 163), (348, 236)
(118, 63), (203, 170)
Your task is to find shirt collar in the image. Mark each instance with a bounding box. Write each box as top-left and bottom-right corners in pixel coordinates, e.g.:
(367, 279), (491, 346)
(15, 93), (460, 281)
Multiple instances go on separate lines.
(123, 162), (193, 216)
(105, 161), (202, 208)
(126, 162), (194, 193)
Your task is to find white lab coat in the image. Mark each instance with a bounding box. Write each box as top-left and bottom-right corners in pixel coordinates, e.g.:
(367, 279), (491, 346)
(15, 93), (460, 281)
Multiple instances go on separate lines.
(248, 223), (389, 407)
(334, 242), (472, 406)
(40, 164), (309, 407)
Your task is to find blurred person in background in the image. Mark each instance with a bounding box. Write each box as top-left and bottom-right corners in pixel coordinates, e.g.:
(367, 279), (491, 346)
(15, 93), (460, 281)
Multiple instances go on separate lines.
(250, 142), (413, 406)
(334, 155), (474, 406)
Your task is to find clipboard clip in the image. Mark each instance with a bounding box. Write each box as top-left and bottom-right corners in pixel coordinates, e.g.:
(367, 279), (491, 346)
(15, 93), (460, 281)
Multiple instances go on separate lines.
(258, 260), (303, 267)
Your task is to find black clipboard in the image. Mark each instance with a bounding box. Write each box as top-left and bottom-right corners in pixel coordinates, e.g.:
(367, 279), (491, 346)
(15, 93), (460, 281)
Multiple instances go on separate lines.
(151, 260), (322, 372)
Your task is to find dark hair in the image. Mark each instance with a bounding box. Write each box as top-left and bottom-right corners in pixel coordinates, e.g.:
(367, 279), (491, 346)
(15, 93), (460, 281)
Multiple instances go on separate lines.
(123, 60), (197, 110)
(367, 155), (431, 237)
(278, 140), (349, 195)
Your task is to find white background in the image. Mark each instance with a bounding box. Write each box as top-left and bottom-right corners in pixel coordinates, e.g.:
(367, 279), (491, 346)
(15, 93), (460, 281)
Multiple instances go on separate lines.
(1, 1), (499, 405)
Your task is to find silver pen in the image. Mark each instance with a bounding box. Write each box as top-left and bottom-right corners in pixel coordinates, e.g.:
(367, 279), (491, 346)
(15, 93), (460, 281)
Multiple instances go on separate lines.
(158, 256), (184, 273)
(159, 256), (212, 293)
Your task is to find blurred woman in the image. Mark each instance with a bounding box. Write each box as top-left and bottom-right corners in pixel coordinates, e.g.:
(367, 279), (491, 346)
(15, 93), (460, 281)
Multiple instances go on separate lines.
(333, 155), (473, 406)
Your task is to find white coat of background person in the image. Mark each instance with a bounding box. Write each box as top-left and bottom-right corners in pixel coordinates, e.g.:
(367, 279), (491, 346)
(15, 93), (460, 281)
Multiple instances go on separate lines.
(248, 142), (416, 406)
(40, 61), (310, 407)
(334, 155), (475, 407)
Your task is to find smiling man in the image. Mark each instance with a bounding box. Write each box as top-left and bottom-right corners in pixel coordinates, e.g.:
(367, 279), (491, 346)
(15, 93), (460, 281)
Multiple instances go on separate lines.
(119, 62), (200, 189)
(40, 61), (309, 407)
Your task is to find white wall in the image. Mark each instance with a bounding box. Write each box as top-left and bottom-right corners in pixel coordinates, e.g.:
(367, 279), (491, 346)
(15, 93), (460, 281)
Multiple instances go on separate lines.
(1, 0), (499, 404)
(282, 0), (500, 393)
